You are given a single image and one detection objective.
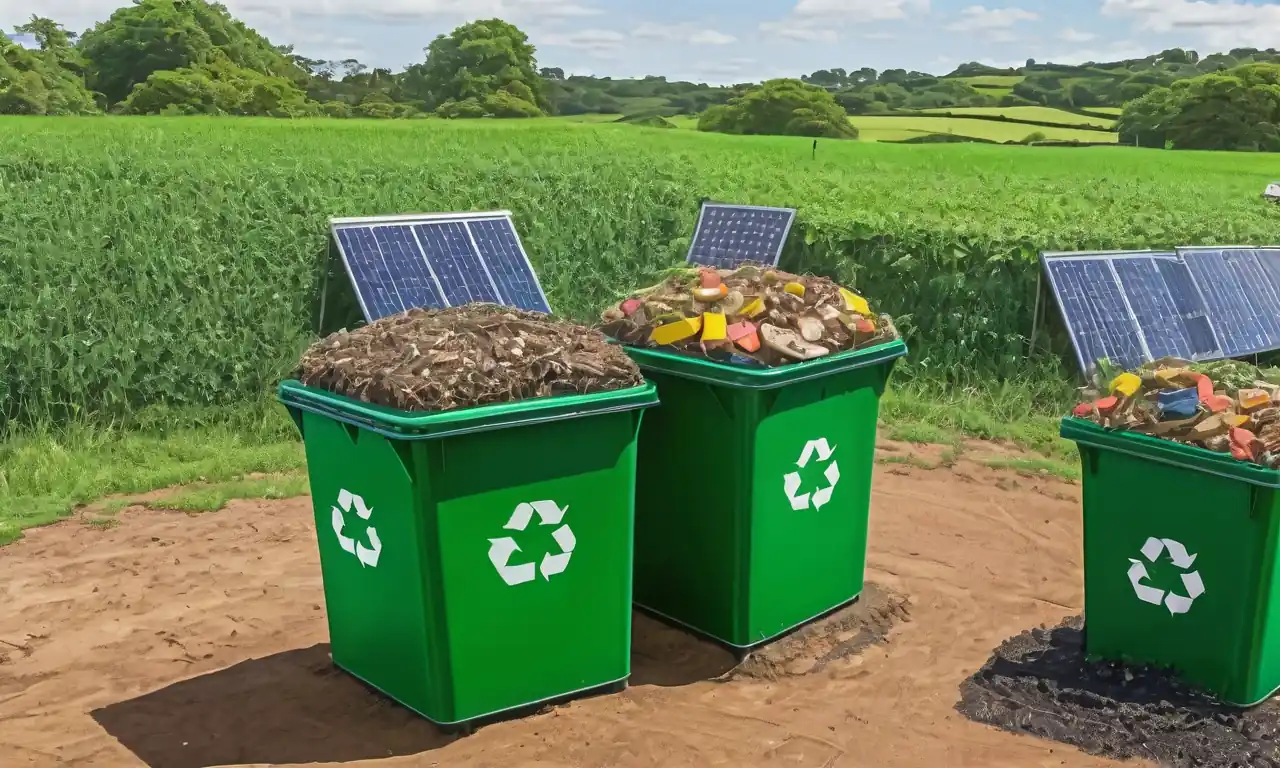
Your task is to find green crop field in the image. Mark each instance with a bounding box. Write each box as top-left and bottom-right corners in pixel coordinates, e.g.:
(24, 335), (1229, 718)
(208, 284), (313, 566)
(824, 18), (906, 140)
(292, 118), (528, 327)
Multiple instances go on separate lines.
(916, 106), (1117, 129)
(953, 75), (1025, 88)
(1090, 107), (1125, 115)
(6, 115), (1278, 433)
(847, 115), (1118, 143)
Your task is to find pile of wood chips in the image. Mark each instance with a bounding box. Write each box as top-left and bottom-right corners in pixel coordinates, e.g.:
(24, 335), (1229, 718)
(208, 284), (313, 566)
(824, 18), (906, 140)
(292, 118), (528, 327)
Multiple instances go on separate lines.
(295, 304), (645, 412)
(598, 264), (899, 367)
(1074, 358), (1280, 468)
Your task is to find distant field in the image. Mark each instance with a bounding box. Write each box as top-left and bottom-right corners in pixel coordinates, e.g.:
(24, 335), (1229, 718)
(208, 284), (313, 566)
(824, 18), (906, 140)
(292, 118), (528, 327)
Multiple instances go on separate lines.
(916, 106), (1116, 129)
(954, 75), (1024, 88)
(847, 115), (1119, 143)
(1089, 107), (1125, 115)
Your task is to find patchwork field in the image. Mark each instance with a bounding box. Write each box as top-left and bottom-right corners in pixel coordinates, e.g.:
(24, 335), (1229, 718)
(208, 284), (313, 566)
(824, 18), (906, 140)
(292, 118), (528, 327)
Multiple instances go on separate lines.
(846, 115), (1118, 143)
(916, 106), (1117, 129)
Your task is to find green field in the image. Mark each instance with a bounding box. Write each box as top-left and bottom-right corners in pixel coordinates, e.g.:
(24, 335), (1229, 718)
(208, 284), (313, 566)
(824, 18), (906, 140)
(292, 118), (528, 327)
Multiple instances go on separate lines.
(1089, 107), (1125, 115)
(4, 114), (1280, 541)
(954, 75), (1026, 88)
(847, 115), (1118, 143)
(916, 106), (1116, 129)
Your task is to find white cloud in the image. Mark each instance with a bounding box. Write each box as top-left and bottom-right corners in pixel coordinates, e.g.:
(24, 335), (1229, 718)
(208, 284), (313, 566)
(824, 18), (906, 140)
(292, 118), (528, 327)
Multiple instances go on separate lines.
(538, 28), (625, 58)
(632, 22), (736, 46)
(758, 19), (839, 43)
(1101, 0), (1280, 49)
(947, 5), (1038, 32)
(1059, 27), (1097, 43)
(759, 0), (927, 43)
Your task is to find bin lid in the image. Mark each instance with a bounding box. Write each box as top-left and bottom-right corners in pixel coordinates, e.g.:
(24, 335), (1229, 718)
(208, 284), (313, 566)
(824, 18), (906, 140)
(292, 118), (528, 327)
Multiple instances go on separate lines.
(622, 338), (907, 390)
(278, 380), (658, 441)
(1060, 416), (1280, 489)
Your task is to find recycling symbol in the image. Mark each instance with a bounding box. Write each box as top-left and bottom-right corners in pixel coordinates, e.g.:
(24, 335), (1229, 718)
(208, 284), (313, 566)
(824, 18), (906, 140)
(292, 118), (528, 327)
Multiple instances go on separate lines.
(487, 500), (576, 587)
(331, 489), (382, 568)
(783, 437), (841, 511)
(1127, 536), (1205, 615)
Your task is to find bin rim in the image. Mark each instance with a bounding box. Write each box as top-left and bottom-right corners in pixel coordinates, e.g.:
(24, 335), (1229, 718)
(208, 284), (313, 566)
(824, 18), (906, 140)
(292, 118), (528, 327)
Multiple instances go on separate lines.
(620, 338), (907, 389)
(1060, 416), (1280, 489)
(277, 379), (658, 441)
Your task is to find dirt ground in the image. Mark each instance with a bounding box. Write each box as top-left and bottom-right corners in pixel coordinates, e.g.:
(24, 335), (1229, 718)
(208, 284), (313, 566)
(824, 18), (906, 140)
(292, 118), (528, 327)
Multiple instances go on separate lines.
(0, 441), (1132, 768)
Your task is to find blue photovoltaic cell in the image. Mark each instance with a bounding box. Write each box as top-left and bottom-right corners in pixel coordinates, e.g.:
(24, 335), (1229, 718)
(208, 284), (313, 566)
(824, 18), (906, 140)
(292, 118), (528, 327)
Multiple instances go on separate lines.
(1046, 258), (1146, 371)
(1112, 257), (1193, 361)
(687, 205), (795, 269)
(335, 227), (405, 320)
(412, 221), (502, 307)
(372, 226), (444, 312)
(1154, 258), (1221, 359)
(1181, 248), (1280, 357)
(1262, 249), (1280, 295)
(469, 218), (551, 314)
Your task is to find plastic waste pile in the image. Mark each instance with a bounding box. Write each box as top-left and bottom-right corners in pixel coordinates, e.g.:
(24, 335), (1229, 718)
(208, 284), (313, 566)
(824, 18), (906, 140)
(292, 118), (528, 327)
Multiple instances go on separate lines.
(1073, 358), (1280, 468)
(598, 264), (899, 367)
(295, 304), (645, 412)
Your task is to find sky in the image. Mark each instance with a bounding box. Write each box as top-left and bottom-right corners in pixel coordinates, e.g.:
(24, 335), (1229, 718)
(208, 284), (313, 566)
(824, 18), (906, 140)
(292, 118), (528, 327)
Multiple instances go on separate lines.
(5, 0), (1280, 83)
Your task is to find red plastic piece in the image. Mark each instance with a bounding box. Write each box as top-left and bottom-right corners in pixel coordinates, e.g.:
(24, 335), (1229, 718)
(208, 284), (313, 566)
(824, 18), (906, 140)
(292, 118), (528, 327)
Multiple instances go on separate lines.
(700, 270), (722, 289)
(620, 298), (642, 316)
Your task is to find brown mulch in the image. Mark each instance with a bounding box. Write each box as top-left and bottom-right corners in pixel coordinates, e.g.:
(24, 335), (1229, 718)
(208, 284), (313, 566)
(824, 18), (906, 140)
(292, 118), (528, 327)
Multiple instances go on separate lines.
(294, 304), (644, 412)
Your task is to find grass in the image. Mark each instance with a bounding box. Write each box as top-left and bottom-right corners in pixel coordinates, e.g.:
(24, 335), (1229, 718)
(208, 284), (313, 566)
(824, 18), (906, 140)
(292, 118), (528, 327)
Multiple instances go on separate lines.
(915, 106), (1116, 129)
(144, 473), (310, 512)
(953, 75), (1025, 88)
(847, 115), (1119, 143)
(1089, 107), (1124, 115)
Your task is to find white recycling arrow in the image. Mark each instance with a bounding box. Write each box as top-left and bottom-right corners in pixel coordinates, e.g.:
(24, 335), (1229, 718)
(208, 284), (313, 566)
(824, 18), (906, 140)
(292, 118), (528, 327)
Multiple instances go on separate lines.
(332, 489), (382, 569)
(784, 438), (841, 511)
(489, 500), (575, 586)
(488, 536), (536, 586)
(1128, 536), (1205, 615)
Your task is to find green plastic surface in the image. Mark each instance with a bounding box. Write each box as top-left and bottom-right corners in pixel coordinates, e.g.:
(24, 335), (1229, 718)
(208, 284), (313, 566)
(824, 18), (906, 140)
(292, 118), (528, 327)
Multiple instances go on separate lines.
(278, 382), (657, 725)
(628, 341), (906, 648)
(1061, 417), (1280, 706)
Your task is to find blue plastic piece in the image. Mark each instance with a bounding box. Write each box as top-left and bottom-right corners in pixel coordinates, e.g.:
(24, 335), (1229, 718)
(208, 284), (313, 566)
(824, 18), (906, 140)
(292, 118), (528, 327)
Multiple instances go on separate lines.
(1158, 387), (1200, 420)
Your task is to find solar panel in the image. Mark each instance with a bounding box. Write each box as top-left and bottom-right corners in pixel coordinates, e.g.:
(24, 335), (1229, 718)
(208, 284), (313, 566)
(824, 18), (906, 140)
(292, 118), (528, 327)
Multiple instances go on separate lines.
(686, 203), (796, 269)
(1178, 247), (1280, 358)
(1042, 247), (1280, 375)
(329, 211), (551, 322)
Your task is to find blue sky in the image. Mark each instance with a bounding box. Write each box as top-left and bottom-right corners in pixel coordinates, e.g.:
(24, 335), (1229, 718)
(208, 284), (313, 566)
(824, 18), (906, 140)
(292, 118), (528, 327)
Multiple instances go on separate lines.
(6, 0), (1280, 82)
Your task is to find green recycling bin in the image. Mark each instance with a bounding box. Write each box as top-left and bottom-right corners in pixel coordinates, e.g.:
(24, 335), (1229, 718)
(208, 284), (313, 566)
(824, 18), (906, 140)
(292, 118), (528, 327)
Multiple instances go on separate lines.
(278, 380), (658, 729)
(626, 339), (907, 649)
(1062, 417), (1280, 706)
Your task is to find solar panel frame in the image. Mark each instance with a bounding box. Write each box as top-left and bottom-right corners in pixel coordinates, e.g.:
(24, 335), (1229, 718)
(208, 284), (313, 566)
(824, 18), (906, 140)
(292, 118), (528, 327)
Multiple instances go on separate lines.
(685, 202), (797, 269)
(329, 210), (552, 321)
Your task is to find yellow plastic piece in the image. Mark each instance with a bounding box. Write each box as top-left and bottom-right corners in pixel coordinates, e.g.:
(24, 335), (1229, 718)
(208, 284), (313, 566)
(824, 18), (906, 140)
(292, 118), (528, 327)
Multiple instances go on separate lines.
(740, 297), (765, 317)
(838, 288), (870, 316)
(700, 312), (727, 342)
(1240, 389), (1272, 411)
(1226, 414), (1251, 428)
(1110, 372), (1142, 398)
(784, 282), (806, 298)
(649, 316), (702, 345)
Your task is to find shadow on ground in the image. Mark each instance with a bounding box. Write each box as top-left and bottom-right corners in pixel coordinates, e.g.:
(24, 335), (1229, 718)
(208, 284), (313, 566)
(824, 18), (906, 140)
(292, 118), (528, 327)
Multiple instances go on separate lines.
(93, 589), (909, 768)
(957, 616), (1280, 768)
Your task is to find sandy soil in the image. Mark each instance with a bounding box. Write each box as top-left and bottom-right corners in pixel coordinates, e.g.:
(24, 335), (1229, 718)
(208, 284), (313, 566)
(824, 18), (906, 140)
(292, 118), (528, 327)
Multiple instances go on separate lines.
(0, 441), (1133, 768)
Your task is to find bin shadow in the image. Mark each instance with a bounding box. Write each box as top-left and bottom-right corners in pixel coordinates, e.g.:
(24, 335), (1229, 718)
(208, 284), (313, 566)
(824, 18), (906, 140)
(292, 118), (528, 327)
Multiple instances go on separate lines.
(629, 610), (738, 686)
(91, 644), (455, 768)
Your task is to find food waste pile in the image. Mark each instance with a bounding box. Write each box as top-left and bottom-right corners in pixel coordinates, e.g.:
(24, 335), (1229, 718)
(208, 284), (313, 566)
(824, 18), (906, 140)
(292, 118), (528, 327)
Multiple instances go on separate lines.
(598, 265), (900, 367)
(295, 304), (644, 412)
(1074, 359), (1280, 468)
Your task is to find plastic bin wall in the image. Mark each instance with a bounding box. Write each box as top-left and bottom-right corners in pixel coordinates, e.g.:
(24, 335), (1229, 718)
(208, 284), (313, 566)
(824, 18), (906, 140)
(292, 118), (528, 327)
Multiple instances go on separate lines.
(1063, 417), (1280, 706)
(627, 340), (906, 649)
(280, 382), (658, 726)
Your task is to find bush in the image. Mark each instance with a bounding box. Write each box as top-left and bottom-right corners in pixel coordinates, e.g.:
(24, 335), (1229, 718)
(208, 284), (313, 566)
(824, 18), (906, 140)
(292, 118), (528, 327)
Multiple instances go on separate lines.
(698, 78), (858, 139)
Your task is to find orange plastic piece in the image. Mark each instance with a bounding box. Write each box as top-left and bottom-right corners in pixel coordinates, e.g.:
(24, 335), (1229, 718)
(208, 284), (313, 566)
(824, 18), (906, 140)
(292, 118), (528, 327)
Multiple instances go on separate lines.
(1205, 394), (1233, 414)
(854, 318), (876, 335)
(1240, 388), (1272, 412)
(727, 321), (760, 352)
(620, 298), (642, 316)
(1073, 402), (1094, 417)
(1188, 373), (1213, 402)
(1095, 396), (1119, 416)
(1230, 427), (1261, 462)
(700, 270), (722, 289)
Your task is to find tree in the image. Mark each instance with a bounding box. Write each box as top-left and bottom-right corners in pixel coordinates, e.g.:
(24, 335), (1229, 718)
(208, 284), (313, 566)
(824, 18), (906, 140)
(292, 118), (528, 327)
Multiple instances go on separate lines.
(121, 59), (312, 116)
(0, 22), (96, 114)
(410, 18), (548, 117)
(539, 67), (564, 80)
(698, 78), (857, 139)
(78, 0), (308, 106)
(1117, 63), (1280, 151)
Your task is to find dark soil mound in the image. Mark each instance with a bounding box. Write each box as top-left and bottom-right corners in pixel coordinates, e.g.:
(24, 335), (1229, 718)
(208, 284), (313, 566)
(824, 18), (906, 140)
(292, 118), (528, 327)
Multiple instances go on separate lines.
(295, 304), (644, 412)
(957, 616), (1280, 767)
